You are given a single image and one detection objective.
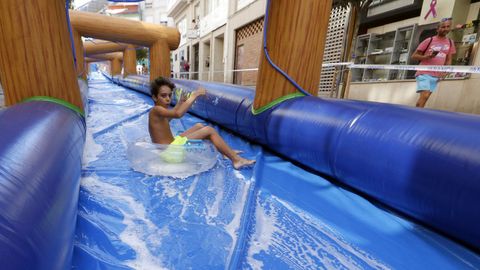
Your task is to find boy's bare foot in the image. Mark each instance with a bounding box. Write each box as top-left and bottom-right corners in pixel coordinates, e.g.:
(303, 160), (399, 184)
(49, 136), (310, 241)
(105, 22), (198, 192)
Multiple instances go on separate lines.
(233, 157), (256, 170)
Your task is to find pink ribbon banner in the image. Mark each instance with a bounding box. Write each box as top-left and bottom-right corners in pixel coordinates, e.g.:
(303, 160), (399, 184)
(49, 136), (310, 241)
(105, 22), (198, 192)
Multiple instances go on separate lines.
(424, 0), (437, 20)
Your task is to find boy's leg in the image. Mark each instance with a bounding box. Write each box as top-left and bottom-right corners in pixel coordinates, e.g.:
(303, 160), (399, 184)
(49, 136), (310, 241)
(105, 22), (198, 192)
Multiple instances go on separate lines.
(185, 126), (255, 169)
(185, 126), (237, 159)
(180, 123), (205, 137)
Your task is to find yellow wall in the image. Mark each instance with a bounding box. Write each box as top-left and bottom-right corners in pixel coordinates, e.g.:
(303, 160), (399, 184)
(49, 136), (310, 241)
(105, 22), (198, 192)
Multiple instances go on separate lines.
(367, 17), (419, 34)
(467, 2), (480, 22)
(348, 78), (480, 114)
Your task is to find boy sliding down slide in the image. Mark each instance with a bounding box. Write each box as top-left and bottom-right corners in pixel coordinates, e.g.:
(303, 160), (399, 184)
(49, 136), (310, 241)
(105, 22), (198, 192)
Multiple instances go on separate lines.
(148, 77), (255, 170)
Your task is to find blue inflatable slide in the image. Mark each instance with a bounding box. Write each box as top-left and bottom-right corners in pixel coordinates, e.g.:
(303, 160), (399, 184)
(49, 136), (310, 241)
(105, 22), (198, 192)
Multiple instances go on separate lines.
(1, 71), (480, 269)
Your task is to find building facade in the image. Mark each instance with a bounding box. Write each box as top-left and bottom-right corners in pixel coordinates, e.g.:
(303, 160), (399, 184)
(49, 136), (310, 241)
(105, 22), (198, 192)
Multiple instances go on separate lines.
(348, 0), (480, 114)
(143, 0), (480, 114)
(164, 0), (349, 98)
(141, 0), (173, 25)
(166, 0), (233, 82)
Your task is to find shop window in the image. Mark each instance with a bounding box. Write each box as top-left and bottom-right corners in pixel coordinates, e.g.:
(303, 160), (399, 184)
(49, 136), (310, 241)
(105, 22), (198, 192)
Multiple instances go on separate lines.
(353, 20), (480, 82)
(353, 25), (417, 82)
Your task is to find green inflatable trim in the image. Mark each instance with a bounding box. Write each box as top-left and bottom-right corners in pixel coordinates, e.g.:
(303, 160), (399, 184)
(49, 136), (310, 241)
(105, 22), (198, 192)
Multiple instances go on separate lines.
(77, 76), (88, 83)
(22, 96), (85, 117)
(251, 92), (305, 115)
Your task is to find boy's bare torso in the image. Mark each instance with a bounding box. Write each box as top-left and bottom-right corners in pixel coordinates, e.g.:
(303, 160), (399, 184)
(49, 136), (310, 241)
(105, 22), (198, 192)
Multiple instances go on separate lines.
(147, 82), (255, 169)
(148, 108), (174, 144)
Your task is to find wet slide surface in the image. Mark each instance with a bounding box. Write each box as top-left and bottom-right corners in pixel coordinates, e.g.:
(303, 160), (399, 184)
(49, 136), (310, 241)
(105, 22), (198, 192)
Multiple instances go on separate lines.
(72, 75), (480, 269)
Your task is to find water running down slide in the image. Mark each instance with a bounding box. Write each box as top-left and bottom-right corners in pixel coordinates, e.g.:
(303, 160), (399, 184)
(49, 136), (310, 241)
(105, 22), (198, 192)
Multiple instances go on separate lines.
(114, 73), (480, 252)
(72, 74), (480, 269)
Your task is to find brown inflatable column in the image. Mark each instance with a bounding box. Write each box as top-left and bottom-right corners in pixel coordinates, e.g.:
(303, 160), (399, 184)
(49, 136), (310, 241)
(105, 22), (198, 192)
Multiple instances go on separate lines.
(123, 45), (137, 77)
(111, 57), (122, 76)
(73, 29), (87, 80)
(149, 40), (170, 81)
(0, 0), (83, 111)
(253, 0), (332, 112)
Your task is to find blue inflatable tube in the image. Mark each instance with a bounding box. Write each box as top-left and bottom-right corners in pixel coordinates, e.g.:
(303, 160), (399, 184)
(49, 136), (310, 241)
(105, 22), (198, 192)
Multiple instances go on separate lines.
(113, 75), (480, 251)
(0, 101), (85, 269)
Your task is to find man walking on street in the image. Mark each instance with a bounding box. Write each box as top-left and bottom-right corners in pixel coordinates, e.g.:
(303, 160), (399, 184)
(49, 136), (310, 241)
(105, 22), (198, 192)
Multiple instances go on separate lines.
(411, 18), (456, 108)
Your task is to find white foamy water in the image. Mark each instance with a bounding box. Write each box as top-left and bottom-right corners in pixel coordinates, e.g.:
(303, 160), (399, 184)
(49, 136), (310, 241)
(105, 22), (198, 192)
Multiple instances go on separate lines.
(151, 165), (255, 268)
(246, 194), (391, 270)
(225, 173), (253, 268)
(82, 128), (103, 166)
(247, 196), (278, 270)
(205, 167), (226, 220)
(81, 174), (168, 270)
(154, 176), (180, 199)
(277, 196), (391, 270)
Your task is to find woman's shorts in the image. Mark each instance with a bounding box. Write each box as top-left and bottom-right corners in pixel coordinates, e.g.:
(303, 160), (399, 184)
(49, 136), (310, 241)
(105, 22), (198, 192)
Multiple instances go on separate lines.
(416, 74), (439, 93)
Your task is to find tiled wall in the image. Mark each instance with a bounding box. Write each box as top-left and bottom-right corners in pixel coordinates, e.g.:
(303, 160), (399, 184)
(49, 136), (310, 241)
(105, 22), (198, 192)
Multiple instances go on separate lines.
(233, 17), (263, 86)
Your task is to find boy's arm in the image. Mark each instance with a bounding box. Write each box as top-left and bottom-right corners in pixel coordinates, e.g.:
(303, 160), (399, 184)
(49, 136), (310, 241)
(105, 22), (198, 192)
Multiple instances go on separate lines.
(155, 88), (206, 118)
(173, 91), (187, 109)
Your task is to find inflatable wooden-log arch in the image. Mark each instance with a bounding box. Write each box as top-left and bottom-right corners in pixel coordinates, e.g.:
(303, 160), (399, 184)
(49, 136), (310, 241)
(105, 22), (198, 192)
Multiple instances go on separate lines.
(69, 10), (179, 83)
(84, 40), (139, 77)
(87, 52), (124, 76)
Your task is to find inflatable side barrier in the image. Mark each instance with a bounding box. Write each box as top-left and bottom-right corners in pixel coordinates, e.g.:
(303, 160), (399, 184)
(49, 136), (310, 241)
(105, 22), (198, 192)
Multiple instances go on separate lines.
(111, 74), (480, 251)
(0, 80), (88, 269)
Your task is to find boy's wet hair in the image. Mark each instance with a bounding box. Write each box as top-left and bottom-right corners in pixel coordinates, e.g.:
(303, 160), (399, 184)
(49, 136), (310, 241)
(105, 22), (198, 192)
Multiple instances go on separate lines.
(150, 77), (176, 97)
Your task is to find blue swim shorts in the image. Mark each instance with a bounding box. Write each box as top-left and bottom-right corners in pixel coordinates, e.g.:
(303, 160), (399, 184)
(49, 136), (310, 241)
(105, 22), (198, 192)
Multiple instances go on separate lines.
(416, 74), (439, 93)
